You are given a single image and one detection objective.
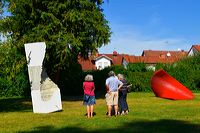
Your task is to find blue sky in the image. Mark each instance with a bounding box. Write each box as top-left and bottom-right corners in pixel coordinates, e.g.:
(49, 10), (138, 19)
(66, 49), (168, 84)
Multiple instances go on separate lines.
(98, 0), (200, 55)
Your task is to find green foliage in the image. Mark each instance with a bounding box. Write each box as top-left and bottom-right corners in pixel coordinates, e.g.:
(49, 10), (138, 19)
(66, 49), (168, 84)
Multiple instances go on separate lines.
(0, 0), (111, 63)
(112, 65), (127, 76)
(58, 58), (83, 95)
(126, 71), (153, 92)
(0, 41), (30, 97)
(122, 63), (152, 92)
(0, 0), (111, 97)
(0, 1), (4, 19)
(127, 63), (147, 72)
(155, 54), (200, 92)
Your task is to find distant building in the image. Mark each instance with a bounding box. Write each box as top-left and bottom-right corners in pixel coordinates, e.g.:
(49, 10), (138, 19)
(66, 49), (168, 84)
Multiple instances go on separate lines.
(78, 48), (189, 71)
(188, 45), (200, 56)
(94, 55), (112, 70)
(78, 51), (124, 71)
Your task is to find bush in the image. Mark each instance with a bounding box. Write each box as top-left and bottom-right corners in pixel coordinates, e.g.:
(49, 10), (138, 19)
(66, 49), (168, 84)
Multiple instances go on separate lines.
(57, 60), (83, 96)
(155, 54), (200, 92)
(127, 71), (153, 92)
(127, 63), (147, 72)
(0, 42), (30, 97)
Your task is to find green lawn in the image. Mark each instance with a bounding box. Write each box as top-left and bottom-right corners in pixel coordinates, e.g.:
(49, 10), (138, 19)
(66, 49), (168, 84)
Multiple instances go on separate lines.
(1, 92), (200, 133)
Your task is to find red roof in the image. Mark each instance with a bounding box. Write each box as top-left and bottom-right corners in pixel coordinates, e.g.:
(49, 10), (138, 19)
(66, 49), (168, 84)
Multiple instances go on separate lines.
(124, 50), (185, 64)
(123, 55), (143, 63)
(193, 45), (200, 52)
(78, 49), (188, 70)
(98, 54), (123, 65)
(77, 56), (96, 71)
(142, 50), (187, 58)
(78, 52), (124, 70)
(94, 55), (112, 61)
(142, 56), (180, 64)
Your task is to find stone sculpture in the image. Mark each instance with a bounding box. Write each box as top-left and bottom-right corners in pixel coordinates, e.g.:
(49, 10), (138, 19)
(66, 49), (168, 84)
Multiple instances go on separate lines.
(24, 42), (62, 113)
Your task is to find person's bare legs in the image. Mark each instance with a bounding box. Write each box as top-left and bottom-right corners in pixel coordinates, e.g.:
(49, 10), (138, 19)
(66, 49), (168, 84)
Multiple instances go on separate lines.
(90, 105), (94, 117)
(87, 105), (90, 118)
(114, 105), (118, 116)
(108, 105), (112, 116)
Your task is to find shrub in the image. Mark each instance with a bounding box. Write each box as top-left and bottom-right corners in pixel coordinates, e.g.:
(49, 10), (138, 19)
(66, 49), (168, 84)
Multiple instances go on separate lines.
(0, 42), (30, 97)
(127, 63), (147, 72)
(155, 54), (200, 92)
(127, 71), (153, 92)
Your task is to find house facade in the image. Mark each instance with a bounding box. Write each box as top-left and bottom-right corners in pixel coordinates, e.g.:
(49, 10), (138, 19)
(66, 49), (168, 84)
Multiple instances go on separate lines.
(78, 51), (124, 71)
(94, 55), (112, 70)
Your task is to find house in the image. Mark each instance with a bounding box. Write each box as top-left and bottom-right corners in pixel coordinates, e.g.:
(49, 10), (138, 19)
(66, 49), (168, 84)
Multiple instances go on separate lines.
(78, 51), (124, 71)
(188, 45), (200, 56)
(94, 55), (112, 70)
(122, 50), (187, 69)
(141, 50), (188, 70)
(142, 50), (187, 58)
(78, 49), (188, 71)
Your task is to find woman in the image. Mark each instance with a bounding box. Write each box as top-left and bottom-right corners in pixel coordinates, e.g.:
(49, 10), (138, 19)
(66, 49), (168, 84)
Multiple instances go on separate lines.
(83, 74), (96, 118)
(117, 74), (131, 115)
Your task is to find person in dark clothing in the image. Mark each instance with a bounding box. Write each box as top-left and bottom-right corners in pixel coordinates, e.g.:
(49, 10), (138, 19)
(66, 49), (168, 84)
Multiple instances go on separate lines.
(117, 74), (132, 115)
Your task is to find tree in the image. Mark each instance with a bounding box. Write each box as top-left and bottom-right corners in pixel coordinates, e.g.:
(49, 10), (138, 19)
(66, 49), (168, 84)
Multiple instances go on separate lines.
(0, 0), (4, 18)
(0, 0), (111, 95)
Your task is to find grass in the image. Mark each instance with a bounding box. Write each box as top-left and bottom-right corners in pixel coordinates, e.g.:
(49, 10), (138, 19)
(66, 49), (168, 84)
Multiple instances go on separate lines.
(1, 92), (200, 133)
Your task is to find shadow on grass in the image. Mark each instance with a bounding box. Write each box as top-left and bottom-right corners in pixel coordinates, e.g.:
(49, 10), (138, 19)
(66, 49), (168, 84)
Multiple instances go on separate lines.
(18, 119), (200, 133)
(0, 97), (32, 112)
(0, 95), (103, 112)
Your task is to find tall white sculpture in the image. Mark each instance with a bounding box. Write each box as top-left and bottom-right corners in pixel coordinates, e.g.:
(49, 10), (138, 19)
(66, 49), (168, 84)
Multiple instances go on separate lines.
(24, 42), (62, 113)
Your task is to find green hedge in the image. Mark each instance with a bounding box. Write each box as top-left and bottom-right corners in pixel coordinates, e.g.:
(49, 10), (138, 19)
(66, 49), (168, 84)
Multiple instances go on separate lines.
(156, 54), (200, 92)
(126, 71), (153, 92)
(83, 65), (153, 94)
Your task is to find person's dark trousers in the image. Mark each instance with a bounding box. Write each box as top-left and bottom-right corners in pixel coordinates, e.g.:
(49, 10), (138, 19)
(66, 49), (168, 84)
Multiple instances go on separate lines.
(118, 90), (128, 113)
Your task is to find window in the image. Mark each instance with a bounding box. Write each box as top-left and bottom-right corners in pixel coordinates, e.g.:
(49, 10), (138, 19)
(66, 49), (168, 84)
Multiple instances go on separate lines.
(104, 62), (109, 67)
(98, 62), (102, 70)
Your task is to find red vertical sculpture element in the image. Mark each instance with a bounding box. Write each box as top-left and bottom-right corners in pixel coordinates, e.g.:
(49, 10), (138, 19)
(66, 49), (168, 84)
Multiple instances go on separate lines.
(151, 69), (194, 100)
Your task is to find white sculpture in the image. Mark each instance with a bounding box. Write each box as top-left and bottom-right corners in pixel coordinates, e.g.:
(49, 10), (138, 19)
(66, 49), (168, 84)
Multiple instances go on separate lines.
(24, 42), (62, 113)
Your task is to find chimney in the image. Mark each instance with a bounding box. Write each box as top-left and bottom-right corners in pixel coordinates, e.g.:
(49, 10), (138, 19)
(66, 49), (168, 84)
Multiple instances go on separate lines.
(95, 51), (99, 57)
(113, 51), (118, 56)
(160, 54), (165, 58)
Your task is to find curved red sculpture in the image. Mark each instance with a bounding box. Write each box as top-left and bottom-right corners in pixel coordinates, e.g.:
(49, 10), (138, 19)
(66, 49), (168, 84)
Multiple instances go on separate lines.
(151, 69), (194, 100)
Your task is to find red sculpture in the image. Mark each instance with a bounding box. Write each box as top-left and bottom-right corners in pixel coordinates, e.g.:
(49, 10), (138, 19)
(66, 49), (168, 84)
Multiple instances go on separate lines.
(151, 69), (194, 100)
